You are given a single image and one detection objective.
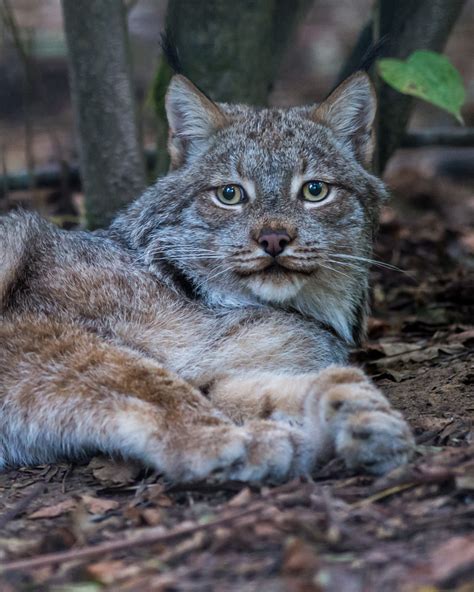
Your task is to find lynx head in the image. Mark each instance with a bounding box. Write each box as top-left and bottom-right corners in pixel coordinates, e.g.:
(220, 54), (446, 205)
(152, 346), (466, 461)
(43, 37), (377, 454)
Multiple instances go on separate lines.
(114, 72), (387, 346)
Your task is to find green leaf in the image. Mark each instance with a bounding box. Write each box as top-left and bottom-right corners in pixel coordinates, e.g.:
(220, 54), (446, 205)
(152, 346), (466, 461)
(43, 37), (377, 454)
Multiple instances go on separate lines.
(377, 50), (465, 124)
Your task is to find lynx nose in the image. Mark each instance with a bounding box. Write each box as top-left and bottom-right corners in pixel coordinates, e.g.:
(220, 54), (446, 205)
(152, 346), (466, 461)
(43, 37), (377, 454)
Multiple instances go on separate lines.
(258, 230), (291, 257)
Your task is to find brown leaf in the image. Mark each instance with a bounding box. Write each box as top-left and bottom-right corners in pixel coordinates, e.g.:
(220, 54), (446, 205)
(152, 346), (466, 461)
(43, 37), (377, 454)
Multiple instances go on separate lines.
(430, 536), (474, 585)
(228, 487), (252, 507)
(88, 456), (141, 487)
(283, 538), (320, 574)
(142, 483), (172, 506)
(28, 499), (76, 519)
(254, 522), (281, 538)
(448, 329), (474, 346)
(372, 341), (464, 367)
(79, 494), (119, 514)
(378, 341), (422, 357)
(377, 369), (411, 382)
(367, 317), (391, 339)
(141, 508), (163, 526)
(0, 536), (43, 558)
(87, 560), (140, 585)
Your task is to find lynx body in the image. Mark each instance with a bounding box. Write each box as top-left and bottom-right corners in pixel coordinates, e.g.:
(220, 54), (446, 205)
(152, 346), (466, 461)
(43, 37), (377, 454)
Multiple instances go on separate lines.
(0, 73), (414, 481)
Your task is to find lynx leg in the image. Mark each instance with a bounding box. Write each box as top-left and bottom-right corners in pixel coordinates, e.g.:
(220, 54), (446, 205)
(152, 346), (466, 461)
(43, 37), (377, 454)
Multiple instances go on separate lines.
(0, 319), (308, 482)
(209, 367), (414, 475)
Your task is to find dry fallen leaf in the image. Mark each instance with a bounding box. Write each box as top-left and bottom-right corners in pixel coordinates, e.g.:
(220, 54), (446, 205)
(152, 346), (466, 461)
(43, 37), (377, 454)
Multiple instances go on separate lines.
(282, 538), (320, 574)
(87, 456), (141, 487)
(87, 559), (141, 585)
(0, 535), (43, 558)
(372, 341), (465, 367)
(79, 494), (119, 515)
(429, 535), (474, 585)
(228, 487), (252, 507)
(141, 508), (163, 526)
(28, 498), (76, 519)
(448, 329), (474, 346)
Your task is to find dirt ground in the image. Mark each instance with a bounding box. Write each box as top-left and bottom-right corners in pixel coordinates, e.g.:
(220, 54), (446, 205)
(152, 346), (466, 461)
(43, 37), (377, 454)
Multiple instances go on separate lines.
(0, 152), (473, 591)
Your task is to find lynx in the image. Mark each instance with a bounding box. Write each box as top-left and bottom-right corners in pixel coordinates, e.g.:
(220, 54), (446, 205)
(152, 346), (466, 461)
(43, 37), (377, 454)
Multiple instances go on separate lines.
(0, 72), (414, 482)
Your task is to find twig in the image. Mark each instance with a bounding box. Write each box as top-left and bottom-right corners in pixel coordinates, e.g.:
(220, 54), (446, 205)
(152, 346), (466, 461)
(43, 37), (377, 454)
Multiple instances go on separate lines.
(352, 482), (417, 508)
(0, 149), (157, 197)
(320, 486), (342, 543)
(0, 482), (46, 530)
(0, 503), (267, 572)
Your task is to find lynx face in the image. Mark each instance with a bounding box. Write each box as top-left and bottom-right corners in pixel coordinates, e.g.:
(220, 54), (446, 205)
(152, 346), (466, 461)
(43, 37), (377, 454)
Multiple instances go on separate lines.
(113, 73), (387, 345)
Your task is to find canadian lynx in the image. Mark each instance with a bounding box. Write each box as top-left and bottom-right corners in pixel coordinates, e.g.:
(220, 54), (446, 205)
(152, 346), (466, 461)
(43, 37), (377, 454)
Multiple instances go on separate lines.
(0, 72), (414, 482)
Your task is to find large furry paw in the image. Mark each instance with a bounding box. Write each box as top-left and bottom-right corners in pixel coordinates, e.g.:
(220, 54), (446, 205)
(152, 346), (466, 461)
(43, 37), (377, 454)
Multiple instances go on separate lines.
(317, 367), (415, 475)
(228, 420), (312, 482)
(160, 421), (310, 484)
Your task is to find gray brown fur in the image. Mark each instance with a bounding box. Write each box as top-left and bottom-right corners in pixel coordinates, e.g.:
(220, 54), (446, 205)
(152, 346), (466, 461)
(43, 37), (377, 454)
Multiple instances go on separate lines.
(0, 73), (412, 482)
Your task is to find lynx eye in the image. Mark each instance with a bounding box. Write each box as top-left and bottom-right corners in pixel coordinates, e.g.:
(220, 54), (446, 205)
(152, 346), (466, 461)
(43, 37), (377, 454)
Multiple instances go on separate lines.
(301, 180), (329, 202)
(215, 184), (245, 206)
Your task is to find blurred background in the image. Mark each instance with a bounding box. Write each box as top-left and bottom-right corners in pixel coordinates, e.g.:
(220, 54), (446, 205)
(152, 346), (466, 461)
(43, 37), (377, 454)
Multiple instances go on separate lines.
(0, 0), (473, 235)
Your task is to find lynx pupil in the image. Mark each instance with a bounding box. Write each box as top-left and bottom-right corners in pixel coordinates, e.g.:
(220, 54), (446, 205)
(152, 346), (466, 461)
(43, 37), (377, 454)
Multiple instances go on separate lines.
(223, 185), (236, 200)
(308, 182), (322, 195)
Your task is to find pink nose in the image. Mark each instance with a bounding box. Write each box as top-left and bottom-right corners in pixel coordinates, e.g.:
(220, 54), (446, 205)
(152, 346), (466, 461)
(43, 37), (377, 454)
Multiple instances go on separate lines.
(257, 230), (291, 257)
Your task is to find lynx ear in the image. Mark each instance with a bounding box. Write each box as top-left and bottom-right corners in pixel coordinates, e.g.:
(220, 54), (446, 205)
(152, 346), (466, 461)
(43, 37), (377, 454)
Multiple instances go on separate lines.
(311, 72), (376, 169)
(165, 75), (228, 169)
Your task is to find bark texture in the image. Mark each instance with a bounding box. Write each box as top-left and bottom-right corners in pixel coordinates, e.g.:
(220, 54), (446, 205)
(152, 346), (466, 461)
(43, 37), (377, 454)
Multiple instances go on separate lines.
(165, 0), (311, 105)
(62, 0), (145, 229)
(374, 0), (467, 172)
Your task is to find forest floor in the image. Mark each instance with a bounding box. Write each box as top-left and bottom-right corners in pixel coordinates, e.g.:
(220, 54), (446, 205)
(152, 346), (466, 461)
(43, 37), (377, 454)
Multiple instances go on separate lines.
(0, 152), (473, 591)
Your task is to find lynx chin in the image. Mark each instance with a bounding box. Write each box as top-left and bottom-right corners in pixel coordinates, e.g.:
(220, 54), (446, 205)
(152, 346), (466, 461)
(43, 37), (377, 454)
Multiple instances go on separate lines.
(0, 71), (414, 482)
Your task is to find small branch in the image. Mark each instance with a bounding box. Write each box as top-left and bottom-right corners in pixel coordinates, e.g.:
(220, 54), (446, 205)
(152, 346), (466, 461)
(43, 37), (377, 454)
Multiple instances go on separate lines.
(0, 150), (157, 197)
(401, 128), (474, 148)
(0, 503), (266, 572)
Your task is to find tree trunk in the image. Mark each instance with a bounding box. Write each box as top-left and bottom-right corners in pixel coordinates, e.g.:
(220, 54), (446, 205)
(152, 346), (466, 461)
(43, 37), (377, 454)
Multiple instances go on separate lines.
(62, 0), (146, 229)
(374, 0), (467, 172)
(165, 0), (311, 105)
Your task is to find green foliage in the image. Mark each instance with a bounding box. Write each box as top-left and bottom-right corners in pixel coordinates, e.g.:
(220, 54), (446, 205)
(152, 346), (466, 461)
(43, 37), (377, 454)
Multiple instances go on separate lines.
(377, 50), (465, 124)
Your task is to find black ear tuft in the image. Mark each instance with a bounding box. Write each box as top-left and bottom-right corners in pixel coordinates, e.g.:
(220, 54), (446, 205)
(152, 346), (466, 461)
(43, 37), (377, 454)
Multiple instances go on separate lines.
(357, 36), (390, 73)
(160, 30), (183, 75)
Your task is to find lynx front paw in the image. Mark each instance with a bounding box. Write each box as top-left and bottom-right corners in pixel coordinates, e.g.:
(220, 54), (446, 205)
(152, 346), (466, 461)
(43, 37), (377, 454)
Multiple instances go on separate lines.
(319, 367), (415, 475)
(228, 420), (312, 482)
(160, 421), (310, 484)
